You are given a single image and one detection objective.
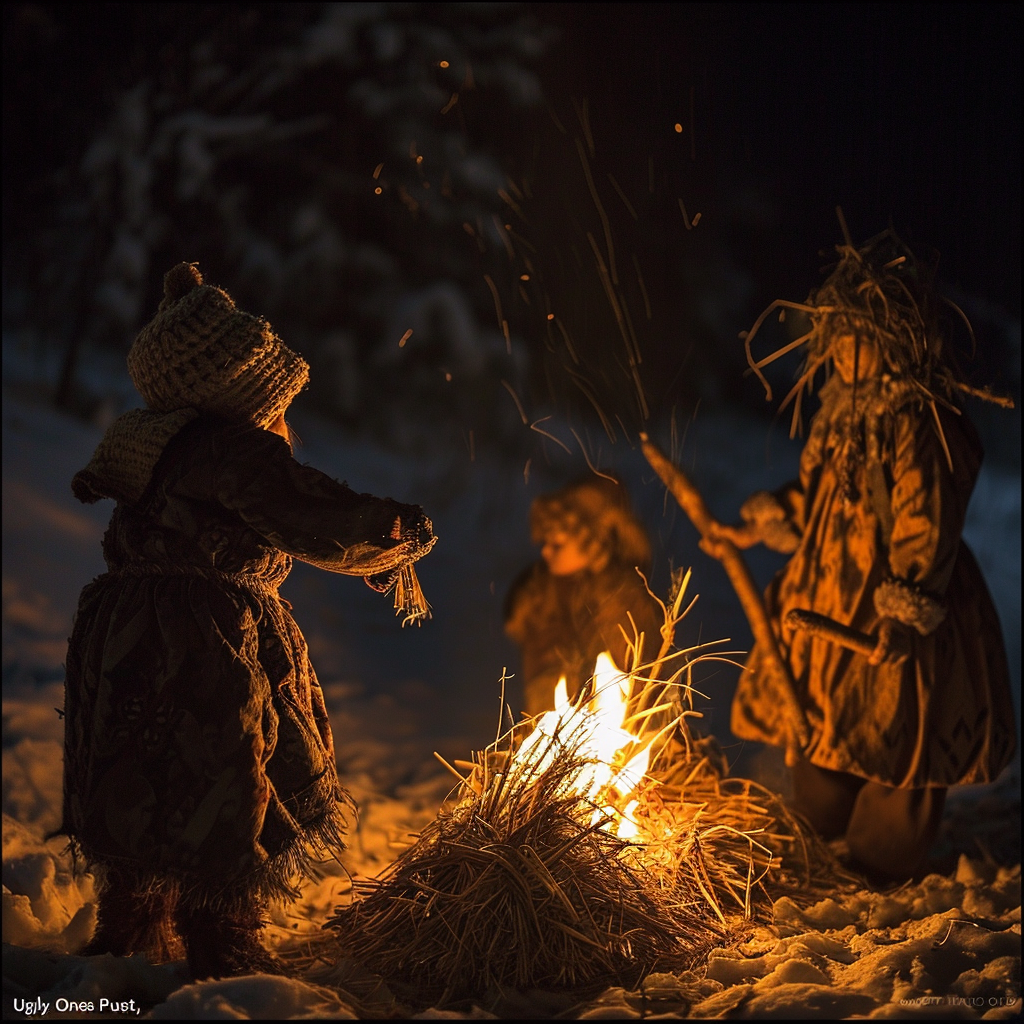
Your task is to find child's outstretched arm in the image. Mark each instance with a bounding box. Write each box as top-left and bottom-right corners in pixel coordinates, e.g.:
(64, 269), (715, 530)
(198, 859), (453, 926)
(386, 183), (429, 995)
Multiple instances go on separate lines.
(184, 421), (436, 579)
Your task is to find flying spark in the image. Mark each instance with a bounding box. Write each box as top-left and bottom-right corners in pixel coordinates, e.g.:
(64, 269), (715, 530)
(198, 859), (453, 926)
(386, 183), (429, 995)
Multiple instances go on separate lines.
(530, 417), (572, 455)
(501, 380), (529, 425)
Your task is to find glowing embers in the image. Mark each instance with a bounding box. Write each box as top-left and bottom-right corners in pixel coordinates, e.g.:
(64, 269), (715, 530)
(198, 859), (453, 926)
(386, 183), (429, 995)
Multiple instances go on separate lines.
(512, 652), (652, 840)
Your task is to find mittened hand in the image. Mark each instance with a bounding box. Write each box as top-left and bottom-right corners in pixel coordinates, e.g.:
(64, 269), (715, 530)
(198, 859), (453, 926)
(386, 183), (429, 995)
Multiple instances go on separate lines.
(383, 509), (436, 564)
(399, 511), (435, 551)
(364, 510), (435, 594)
(869, 617), (913, 666)
(380, 507), (433, 548)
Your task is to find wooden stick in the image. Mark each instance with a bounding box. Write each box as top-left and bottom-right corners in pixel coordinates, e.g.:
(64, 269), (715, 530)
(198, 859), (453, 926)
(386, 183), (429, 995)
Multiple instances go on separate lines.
(785, 609), (876, 657)
(640, 433), (810, 750)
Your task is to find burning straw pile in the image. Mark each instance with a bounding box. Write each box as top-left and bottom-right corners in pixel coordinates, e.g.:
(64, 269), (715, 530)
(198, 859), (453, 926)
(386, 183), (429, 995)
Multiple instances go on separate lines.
(325, 717), (723, 1001)
(321, 573), (843, 1002)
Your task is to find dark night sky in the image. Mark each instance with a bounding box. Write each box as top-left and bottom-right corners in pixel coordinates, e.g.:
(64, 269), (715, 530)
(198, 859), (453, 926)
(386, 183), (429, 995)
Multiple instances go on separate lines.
(5, 3), (1018, 298)
(538, 2), (1020, 311)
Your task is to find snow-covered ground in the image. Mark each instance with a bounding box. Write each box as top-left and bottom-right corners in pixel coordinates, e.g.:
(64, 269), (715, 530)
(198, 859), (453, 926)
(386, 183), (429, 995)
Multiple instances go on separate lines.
(3, 339), (1020, 1018)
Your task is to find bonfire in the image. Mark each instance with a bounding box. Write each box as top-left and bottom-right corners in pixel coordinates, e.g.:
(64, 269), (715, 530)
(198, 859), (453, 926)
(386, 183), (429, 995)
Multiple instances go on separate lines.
(320, 571), (842, 1004)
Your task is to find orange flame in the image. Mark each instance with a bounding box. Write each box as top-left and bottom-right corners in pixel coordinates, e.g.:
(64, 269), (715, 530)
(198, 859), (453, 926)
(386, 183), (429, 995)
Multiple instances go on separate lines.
(513, 652), (653, 839)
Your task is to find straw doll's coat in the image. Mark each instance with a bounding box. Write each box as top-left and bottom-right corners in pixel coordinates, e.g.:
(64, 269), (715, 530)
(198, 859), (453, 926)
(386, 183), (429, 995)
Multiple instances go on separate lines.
(732, 375), (1015, 788)
(64, 413), (430, 899)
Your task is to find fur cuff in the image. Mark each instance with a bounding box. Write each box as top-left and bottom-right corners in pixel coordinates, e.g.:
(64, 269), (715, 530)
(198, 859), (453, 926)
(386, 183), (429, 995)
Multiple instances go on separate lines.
(740, 491), (800, 554)
(874, 576), (946, 635)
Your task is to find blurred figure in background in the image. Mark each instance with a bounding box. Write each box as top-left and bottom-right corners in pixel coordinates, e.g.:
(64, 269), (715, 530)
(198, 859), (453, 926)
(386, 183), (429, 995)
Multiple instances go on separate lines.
(504, 475), (664, 717)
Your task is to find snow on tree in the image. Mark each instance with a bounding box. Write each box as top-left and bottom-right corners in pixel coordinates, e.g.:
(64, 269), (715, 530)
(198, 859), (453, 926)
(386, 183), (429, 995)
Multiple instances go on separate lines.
(8, 3), (553, 456)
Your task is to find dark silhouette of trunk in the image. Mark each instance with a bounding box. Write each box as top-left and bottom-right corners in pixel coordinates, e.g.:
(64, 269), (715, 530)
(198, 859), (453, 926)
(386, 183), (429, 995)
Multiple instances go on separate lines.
(54, 303), (88, 411)
(54, 227), (107, 412)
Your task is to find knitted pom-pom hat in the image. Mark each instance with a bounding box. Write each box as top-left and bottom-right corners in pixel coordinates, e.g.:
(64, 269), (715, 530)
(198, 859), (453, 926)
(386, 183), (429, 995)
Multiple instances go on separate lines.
(127, 263), (309, 428)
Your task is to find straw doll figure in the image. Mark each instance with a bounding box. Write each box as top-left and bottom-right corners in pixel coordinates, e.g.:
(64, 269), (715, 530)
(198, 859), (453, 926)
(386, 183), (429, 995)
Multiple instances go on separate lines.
(711, 231), (1016, 881)
(504, 476), (664, 717)
(61, 263), (436, 979)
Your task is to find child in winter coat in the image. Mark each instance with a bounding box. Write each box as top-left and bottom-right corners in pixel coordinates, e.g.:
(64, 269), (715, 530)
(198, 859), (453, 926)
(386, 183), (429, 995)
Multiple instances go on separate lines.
(711, 231), (1016, 881)
(61, 263), (436, 979)
(504, 476), (664, 716)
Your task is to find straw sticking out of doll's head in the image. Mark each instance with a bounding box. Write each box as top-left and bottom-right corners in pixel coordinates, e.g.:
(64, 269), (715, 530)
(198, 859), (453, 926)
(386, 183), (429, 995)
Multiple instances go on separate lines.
(744, 229), (940, 398)
(742, 224), (1013, 437)
(804, 229), (938, 382)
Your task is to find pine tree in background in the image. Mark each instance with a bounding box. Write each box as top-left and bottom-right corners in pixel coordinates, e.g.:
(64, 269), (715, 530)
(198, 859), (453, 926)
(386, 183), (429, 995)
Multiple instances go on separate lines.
(4, 3), (553, 455)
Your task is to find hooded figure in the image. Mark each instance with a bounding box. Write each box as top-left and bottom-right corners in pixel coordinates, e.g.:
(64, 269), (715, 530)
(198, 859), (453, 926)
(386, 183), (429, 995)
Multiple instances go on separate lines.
(61, 263), (435, 979)
(716, 231), (1016, 881)
(504, 476), (664, 716)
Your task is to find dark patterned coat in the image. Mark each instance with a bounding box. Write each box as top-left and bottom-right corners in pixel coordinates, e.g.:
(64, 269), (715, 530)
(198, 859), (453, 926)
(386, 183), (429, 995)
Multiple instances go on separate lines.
(731, 375), (1016, 788)
(62, 412), (433, 900)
